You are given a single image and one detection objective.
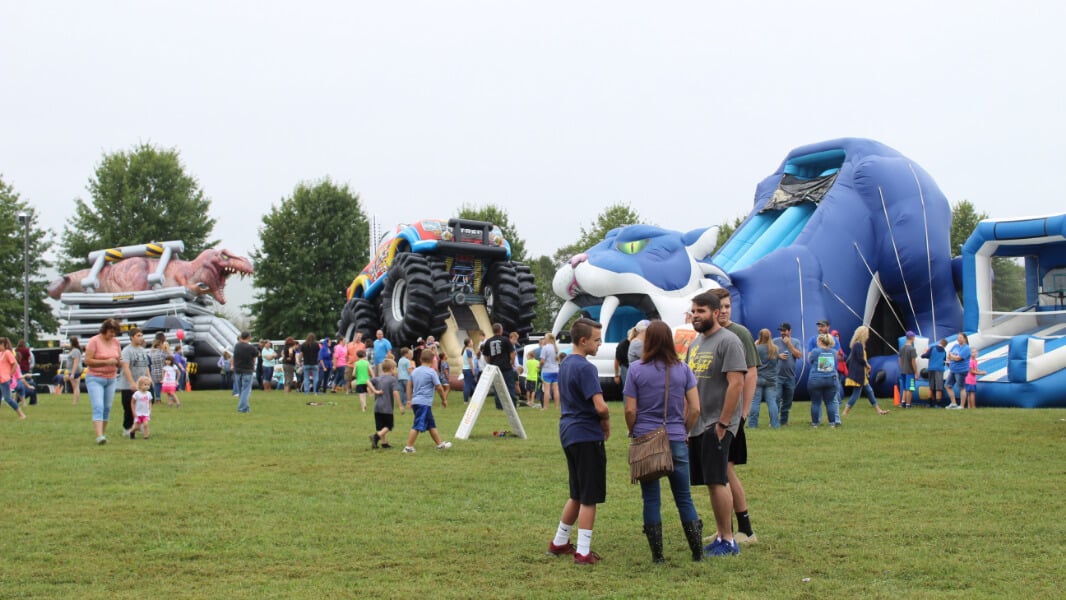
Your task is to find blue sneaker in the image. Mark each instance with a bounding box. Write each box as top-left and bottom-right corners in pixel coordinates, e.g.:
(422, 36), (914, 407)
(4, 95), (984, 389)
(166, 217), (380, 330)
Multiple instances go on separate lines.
(703, 537), (740, 557)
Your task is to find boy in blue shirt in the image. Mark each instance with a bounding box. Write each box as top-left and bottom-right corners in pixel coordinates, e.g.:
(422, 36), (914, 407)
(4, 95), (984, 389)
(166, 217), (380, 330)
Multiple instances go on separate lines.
(922, 338), (948, 407)
(402, 351), (451, 453)
(546, 318), (610, 565)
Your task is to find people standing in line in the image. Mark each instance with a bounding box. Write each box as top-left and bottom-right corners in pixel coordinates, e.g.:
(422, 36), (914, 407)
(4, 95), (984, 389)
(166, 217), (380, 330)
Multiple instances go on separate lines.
(131, 376), (153, 440)
(300, 334), (321, 395)
(707, 288), (760, 546)
(898, 331), (918, 408)
(922, 338), (948, 407)
(946, 332), (971, 410)
(260, 341), (277, 392)
(524, 350), (541, 408)
(84, 319), (123, 443)
(396, 347), (412, 407)
(218, 350), (233, 392)
(67, 336), (83, 405)
(233, 331), (259, 413)
(623, 320), (703, 563)
(372, 330), (392, 377)
(461, 338), (478, 404)
(0, 338), (27, 420)
(540, 332), (560, 409)
(161, 356), (182, 407)
(353, 350), (371, 412)
(484, 323), (517, 410)
(842, 326), (890, 416)
(368, 358), (402, 449)
(964, 348), (986, 409)
(772, 323), (801, 426)
(402, 350), (452, 453)
(331, 337), (347, 393)
(807, 333), (841, 427)
(281, 337), (298, 393)
(437, 350), (451, 405)
(172, 344), (188, 392)
(344, 333), (366, 393)
(118, 328), (150, 439)
(149, 332), (168, 402)
(684, 292), (747, 556)
(748, 329), (780, 429)
(546, 318), (609, 565)
(614, 328), (633, 390)
(15, 339), (31, 375)
(317, 337), (333, 393)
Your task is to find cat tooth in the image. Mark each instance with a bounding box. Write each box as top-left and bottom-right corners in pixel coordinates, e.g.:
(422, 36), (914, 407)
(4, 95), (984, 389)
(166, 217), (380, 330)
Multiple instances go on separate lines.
(598, 295), (620, 333)
(552, 301), (581, 337)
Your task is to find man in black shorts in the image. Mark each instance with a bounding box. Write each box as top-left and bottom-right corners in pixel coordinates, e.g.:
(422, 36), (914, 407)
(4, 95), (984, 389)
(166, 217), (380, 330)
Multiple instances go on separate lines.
(686, 292), (747, 556)
(709, 288), (760, 545)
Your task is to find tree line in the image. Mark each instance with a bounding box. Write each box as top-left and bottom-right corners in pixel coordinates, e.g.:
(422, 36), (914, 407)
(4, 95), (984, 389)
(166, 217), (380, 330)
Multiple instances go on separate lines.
(2, 142), (1024, 343)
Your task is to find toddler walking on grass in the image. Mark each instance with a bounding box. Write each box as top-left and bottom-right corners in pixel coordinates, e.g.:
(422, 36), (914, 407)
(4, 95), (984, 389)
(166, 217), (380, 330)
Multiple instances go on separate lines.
(368, 359), (403, 449)
(403, 351), (451, 454)
(132, 376), (153, 439)
(162, 355), (182, 407)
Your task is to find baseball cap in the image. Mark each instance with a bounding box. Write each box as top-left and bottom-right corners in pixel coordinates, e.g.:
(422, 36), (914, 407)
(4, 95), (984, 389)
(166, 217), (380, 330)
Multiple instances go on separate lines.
(817, 319), (829, 326)
(830, 329), (840, 337)
(633, 319), (651, 334)
(778, 322), (791, 331)
(905, 331), (915, 338)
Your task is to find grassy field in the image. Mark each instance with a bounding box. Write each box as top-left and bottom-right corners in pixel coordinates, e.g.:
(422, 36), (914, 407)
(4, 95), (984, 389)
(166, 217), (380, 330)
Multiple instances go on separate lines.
(1, 389), (1064, 599)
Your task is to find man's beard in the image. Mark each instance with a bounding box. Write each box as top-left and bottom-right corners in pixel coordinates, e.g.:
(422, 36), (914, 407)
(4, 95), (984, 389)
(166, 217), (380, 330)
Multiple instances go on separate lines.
(693, 318), (713, 334)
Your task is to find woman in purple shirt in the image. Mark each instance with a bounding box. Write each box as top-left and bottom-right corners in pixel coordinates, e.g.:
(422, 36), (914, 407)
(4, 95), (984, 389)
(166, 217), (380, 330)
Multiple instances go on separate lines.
(623, 320), (703, 563)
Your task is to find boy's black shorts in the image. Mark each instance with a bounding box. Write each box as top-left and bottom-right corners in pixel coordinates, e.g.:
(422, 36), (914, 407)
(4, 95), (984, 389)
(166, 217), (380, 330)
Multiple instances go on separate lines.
(374, 412), (394, 432)
(564, 440), (607, 505)
(690, 429), (733, 486)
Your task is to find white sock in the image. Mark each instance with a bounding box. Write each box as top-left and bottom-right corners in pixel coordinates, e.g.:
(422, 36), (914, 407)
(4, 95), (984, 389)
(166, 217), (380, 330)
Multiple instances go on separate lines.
(576, 528), (593, 556)
(553, 522), (572, 547)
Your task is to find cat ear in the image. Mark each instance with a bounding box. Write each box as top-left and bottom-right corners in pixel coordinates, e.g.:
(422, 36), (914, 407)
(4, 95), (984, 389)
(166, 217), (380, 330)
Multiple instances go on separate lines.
(685, 226), (719, 261)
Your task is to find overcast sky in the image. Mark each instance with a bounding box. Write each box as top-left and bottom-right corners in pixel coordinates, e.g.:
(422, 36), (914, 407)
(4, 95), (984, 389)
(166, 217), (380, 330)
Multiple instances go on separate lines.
(3, 1), (1064, 311)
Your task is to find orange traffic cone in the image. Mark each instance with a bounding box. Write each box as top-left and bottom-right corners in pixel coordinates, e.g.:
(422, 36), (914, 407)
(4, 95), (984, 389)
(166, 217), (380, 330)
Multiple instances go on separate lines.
(185, 378), (192, 392)
(892, 385), (900, 406)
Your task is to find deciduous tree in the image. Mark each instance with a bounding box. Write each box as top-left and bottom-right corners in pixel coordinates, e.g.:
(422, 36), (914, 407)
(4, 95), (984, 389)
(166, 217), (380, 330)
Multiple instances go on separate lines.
(950, 199), (1026, 311)
(456, 203), (529, 264)
(58, 143), (216, 272)
(250, 179), (369, 339)
(553, 203), (644, 264)
(0, 177), (59, 342)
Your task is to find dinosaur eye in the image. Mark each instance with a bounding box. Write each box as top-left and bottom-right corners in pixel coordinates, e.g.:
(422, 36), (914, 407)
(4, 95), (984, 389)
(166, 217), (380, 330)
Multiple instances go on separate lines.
(616, 239), (648, 255)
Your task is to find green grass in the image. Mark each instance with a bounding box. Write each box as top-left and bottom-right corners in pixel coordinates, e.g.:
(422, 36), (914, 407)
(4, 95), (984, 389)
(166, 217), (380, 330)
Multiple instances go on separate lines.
(2, 390), (1064, 599)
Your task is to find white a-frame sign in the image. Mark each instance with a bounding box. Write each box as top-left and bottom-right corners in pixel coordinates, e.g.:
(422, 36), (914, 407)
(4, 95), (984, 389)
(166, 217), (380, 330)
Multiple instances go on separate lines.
(455, 365), (527, 440)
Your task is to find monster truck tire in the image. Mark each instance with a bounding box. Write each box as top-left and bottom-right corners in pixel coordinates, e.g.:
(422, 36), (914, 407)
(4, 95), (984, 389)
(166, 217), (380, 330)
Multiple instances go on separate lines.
(336, 298), (356, 340)
(483, 261), (537, 342)
(349, 298), (382, 342)
(380, 253), (450, 347)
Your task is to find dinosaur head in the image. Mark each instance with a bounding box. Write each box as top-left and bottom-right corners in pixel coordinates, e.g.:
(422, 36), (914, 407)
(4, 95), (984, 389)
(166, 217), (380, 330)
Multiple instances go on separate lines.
(186, 248), (253, 304)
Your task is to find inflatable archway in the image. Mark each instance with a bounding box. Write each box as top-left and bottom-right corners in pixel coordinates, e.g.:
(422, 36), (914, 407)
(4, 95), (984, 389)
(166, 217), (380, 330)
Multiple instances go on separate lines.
(552, 138), (964, 398)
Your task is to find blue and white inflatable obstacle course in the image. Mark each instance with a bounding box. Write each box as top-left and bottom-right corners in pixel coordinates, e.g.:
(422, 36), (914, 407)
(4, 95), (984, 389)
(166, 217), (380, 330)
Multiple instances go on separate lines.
(957, 214), (1066, 408)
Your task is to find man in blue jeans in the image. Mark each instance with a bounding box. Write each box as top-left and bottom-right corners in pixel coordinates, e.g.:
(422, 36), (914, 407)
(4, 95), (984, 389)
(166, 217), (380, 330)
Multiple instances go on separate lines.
(772, 323), (801, 426)
(233, 331), (260, 413)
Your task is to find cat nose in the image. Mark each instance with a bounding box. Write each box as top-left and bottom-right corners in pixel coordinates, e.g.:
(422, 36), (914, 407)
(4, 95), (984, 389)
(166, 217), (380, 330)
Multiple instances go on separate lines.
(569, 253), (588, 268)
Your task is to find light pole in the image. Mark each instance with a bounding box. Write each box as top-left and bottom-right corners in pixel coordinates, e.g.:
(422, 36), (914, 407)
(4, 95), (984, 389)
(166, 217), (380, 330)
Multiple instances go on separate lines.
(16, 211), (29, 343)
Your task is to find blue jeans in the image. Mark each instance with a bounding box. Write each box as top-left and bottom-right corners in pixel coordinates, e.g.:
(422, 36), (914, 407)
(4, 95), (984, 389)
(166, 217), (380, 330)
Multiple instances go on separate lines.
(303, 365), (318, 394)
(777, 377), (796, 425)
(809, 377), (839, 425)
(639, 440), (699, 524)
(1, 382), (17, 411)
(846, 383), (879, 409)
(462, 369), (476, 403)
(748, 381), (779, 428)
(236, 372), (254, 413)
(86, 375), (117, 422)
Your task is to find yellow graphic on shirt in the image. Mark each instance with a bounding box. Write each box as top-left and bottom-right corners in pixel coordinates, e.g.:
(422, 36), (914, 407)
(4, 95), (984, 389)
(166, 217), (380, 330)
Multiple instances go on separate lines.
(687, 348), (716, 379)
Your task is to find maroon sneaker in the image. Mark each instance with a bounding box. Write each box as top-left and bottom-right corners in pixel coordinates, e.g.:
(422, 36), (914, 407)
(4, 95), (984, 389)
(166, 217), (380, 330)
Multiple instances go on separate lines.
(546, 542), (576, 556)
(574, 551), (601, 565)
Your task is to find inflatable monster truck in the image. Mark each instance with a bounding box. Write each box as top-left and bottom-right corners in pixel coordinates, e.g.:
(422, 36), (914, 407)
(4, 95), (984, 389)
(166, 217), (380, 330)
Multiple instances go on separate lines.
(337, 218), (537, 347)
